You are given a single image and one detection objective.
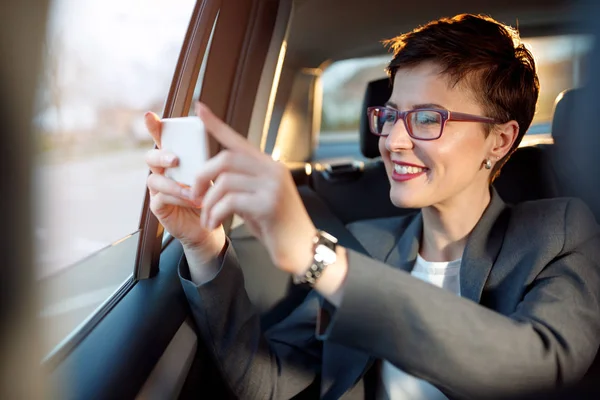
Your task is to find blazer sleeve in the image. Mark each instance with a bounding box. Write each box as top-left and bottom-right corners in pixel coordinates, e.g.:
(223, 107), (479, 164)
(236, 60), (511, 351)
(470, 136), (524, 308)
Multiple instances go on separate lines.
(318, 199), (600, 399)
(178, 239), (322, 399)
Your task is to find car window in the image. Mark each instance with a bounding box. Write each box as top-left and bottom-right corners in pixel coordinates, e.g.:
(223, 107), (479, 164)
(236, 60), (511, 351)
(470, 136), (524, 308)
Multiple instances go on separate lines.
(315, 55), (391, 162)
(35, 0), (196, 357)
(316, 34), (593, 161)
(525, 35), (593, 133)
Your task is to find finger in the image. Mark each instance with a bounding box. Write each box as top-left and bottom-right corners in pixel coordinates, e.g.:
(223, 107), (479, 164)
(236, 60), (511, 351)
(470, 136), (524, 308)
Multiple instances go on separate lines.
(150, 192), (201, 216)
(190, 150), (263, 199)
(195, 102), (260, 155)
(147, 173), (198, 204)
(145, 149), (180, 175)
(204, 192), (258, 231)
(200, 173), (260, 227)
(144, 111), (162, 147)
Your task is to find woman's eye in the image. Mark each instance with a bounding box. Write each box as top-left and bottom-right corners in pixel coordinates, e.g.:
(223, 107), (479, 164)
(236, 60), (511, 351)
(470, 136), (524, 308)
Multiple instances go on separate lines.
(415, 112), (440, 125)
(383, 113), (395, 122)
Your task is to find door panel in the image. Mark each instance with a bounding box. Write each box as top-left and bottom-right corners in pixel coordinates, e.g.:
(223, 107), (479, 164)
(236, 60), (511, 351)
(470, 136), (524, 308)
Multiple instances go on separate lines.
(136, 319), (198, 400)
(47, 240), (188, 399)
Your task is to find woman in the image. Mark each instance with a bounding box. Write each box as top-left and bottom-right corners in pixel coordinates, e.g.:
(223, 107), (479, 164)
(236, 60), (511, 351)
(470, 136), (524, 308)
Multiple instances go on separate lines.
(144, 14), (600, 400)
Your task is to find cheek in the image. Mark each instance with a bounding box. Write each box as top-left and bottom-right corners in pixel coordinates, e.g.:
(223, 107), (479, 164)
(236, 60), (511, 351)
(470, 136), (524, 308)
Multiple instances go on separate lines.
(432, 130), (487, 173)
(378, 136), (387, 157)
(379, 137), (391, 165)
(379, 137), (400, 179)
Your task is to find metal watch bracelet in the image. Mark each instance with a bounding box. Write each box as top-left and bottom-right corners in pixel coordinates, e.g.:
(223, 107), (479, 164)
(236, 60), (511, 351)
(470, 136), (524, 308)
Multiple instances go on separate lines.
(293, 230), (338, 286)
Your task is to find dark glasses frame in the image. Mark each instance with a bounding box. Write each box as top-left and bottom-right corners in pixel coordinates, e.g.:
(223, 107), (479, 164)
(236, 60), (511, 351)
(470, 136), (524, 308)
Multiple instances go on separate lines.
(367, 106), (500, 140)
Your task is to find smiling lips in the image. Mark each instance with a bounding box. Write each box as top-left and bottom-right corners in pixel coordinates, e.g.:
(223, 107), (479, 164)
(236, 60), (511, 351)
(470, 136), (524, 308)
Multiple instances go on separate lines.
(392, 162), (428, 182)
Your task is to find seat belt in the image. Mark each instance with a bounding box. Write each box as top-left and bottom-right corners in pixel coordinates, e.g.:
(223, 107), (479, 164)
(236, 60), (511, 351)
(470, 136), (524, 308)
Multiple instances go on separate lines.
(230, 185), (370, 330)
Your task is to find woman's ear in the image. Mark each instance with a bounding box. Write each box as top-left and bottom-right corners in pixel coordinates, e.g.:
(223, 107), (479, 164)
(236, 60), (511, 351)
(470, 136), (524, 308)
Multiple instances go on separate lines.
(488, 120), (519, 161)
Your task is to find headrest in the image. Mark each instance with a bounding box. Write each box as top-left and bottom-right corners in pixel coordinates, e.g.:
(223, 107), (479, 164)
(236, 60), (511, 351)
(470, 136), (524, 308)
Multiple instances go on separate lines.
(549, 86), (600, 220)
(552, 88), (583, 144)
(359, 78), (393, 158)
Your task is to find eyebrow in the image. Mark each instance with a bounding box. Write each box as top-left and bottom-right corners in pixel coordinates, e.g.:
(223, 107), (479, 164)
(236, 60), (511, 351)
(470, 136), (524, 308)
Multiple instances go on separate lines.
(384, 101), (448, 111)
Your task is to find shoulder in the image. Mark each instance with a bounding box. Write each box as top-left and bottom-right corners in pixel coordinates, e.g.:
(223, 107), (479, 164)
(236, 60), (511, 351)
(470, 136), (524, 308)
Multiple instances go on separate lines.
(346, 211), (420, 259)
(508, 197), (599, 254)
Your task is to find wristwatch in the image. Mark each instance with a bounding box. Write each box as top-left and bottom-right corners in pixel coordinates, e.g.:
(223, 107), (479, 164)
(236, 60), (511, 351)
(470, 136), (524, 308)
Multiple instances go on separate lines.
(293, 230), (338, 286)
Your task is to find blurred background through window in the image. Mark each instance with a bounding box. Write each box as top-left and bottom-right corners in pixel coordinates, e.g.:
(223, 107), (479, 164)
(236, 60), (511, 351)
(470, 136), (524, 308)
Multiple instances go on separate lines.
(34, 0), (196, 356)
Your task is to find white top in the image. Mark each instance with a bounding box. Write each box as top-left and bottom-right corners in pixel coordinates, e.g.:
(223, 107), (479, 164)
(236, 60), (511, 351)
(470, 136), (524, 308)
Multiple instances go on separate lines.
(379, 254), (462, 400)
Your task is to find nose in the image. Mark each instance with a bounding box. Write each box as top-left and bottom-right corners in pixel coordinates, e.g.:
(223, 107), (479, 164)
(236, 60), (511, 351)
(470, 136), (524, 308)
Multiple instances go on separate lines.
(385, 118), (414, 152)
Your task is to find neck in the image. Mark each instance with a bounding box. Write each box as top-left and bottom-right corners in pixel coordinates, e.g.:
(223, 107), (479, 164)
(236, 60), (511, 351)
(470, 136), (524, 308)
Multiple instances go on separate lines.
(420, 185), (491, 262)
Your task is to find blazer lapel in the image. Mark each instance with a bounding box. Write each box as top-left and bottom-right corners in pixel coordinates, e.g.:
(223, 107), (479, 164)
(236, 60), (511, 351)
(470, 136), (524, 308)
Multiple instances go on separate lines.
(460, 188), (509, 303)
(321, 190), (508, 398)
(321, 213), (425, 398)
(384, 211), (423, 273)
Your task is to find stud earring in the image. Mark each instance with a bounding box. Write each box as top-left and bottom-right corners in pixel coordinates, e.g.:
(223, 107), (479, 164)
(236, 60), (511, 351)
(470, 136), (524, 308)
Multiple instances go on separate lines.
(484, 159), (492, 170)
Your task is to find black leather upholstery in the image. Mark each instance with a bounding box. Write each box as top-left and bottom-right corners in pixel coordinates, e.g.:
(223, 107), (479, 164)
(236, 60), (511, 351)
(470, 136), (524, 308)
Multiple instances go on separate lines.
(359, 78), (392, 159)
(493, 146), (559, 204)
(548, 87), (599, 221)
(551, 88), (582, 146)
(544, 89), (580, 200)
(310, 160), (414, 224)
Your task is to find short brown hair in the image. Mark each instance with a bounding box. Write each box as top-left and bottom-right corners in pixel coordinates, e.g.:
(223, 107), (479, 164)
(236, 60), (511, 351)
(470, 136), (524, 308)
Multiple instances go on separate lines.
(384, 14), (540, 180)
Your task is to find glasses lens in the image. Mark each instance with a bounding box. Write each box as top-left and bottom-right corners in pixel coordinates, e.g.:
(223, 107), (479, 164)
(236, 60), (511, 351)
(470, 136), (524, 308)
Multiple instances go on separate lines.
(369, 107), (396, 136)
(407, 111), (443, 139)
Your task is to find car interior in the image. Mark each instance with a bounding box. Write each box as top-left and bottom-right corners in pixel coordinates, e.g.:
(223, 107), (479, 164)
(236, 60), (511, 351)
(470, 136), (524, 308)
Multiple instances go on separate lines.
(40, 0), (600, 398)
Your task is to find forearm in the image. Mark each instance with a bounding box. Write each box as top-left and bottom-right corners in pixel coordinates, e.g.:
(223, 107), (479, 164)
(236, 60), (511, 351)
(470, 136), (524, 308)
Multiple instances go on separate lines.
(183, 244), (223, 284)
(319, 249), (600, 398)
(178, 240), (321, 399)
(182, 228), (227, 285)
(312, 246), (348, 308)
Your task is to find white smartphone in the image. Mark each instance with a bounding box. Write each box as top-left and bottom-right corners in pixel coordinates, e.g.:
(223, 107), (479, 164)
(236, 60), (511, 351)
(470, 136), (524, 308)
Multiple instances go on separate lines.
(160, 116), (209, 187)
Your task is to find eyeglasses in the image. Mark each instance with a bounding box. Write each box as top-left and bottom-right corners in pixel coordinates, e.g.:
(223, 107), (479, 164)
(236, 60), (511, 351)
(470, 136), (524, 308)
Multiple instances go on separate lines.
(367, 106), (500, 140)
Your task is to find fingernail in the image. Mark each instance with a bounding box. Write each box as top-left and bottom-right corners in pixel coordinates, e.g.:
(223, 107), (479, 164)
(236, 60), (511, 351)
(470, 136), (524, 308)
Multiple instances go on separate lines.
(162, 154), (177, 165)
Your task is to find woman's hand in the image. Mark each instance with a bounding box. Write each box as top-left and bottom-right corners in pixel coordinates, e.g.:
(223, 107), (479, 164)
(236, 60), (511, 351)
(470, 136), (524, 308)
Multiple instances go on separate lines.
(191, 102), (317, 275)
(144, 111), (226, 263)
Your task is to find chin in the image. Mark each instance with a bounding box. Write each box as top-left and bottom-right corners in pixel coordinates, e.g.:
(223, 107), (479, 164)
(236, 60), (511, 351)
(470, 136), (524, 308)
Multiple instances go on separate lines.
(389, 185), (431, 209)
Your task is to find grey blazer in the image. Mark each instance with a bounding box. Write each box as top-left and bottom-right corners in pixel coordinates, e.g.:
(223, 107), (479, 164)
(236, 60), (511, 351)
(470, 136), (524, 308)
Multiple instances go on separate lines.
(179, 190), (600, 399)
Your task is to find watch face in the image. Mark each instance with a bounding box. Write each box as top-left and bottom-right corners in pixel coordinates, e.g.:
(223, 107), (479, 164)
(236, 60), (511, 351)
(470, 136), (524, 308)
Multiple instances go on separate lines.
(315, 244), (337, 265)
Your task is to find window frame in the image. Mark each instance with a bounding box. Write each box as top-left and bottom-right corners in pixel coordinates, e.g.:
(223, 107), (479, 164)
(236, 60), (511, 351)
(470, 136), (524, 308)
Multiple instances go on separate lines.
(136, 0), (220, 280)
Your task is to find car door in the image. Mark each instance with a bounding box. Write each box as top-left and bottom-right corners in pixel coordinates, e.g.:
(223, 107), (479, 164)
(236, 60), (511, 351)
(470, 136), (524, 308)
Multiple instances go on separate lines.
(39, 0), (292, 398)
